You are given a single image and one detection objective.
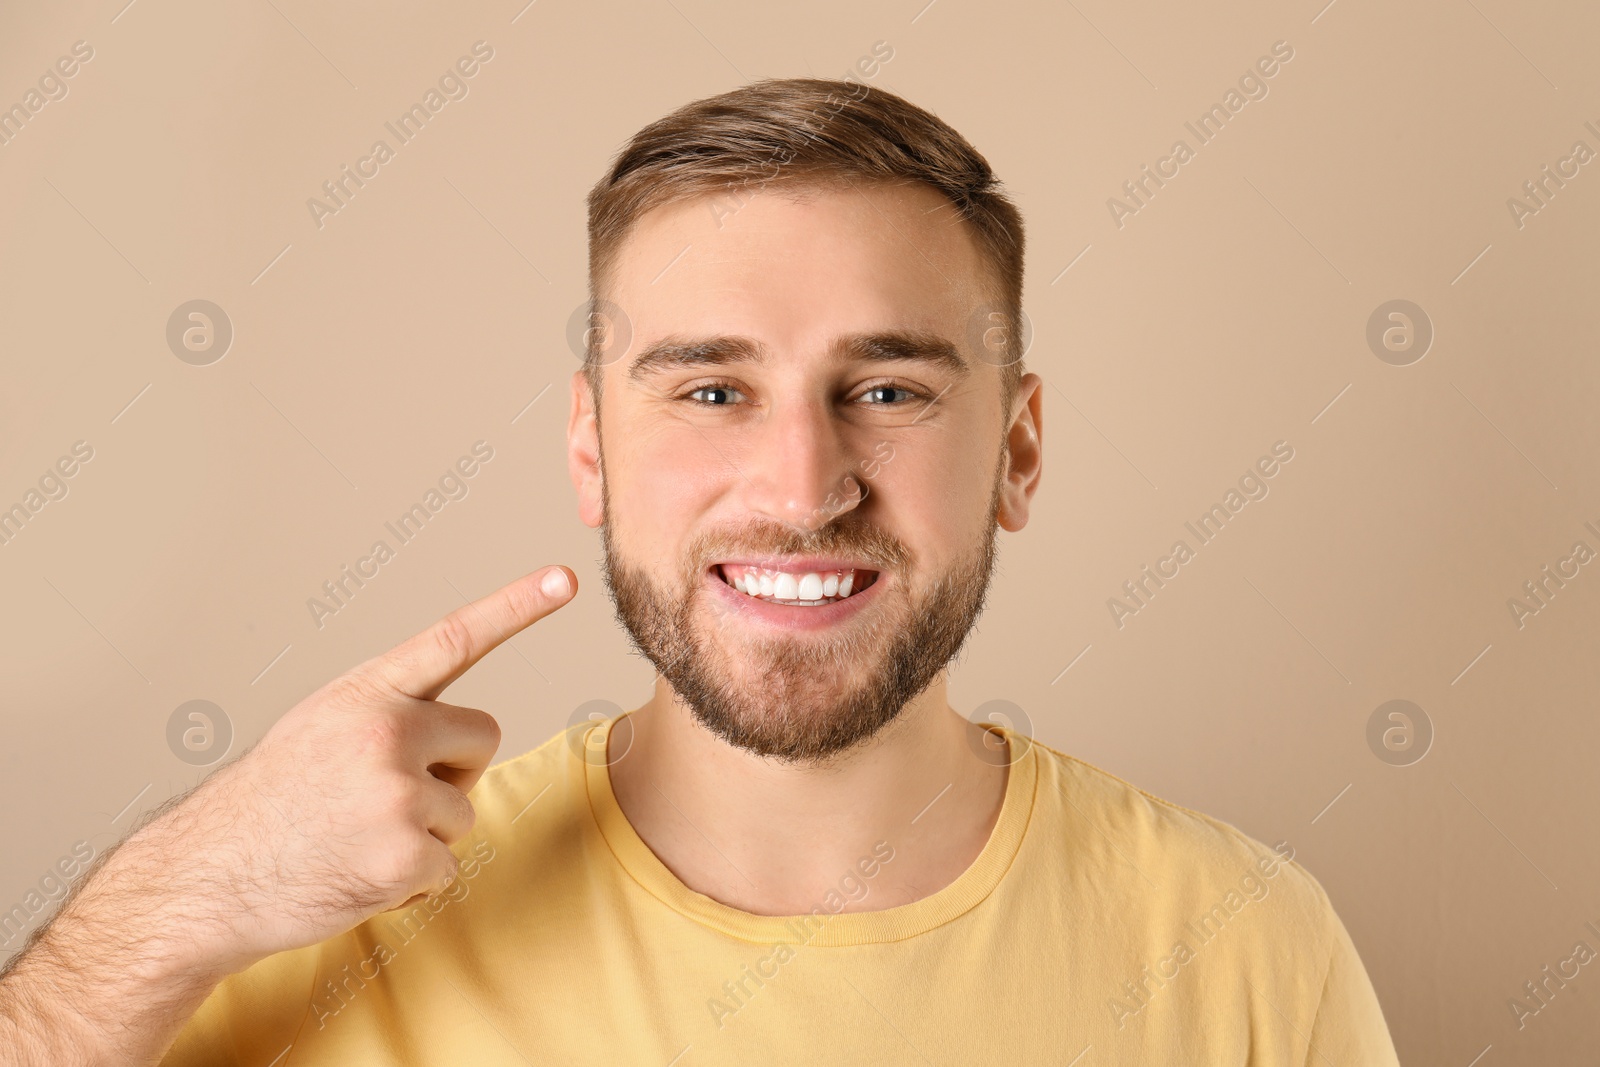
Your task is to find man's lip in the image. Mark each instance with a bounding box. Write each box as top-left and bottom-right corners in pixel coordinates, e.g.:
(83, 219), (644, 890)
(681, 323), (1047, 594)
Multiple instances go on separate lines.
(706, 556), (883, 576)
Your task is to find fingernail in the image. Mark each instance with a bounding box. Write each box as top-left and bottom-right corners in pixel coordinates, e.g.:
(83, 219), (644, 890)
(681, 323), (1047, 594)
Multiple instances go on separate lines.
(541, 568), (571, 597)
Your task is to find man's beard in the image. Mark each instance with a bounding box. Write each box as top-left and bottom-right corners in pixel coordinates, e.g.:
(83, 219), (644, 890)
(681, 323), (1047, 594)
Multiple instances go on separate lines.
(598, 469), (1003, 765)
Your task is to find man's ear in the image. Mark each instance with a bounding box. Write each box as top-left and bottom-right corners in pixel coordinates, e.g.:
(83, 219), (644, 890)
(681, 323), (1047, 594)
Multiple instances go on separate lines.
(996, 372), (1043, 532)
(568, 369), (604, 528)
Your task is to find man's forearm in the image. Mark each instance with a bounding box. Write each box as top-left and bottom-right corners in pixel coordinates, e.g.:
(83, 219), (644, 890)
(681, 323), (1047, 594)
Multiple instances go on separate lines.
(1, 934), (103, 1066)
(0, 886), (228, 1067)
(0, 807), (233, 1067)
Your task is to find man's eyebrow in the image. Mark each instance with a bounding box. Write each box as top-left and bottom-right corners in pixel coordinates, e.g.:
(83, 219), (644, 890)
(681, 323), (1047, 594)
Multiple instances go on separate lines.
(627, 336), (766, 382)
(626, 330), (970, 382)
(834, 331), (970, 377)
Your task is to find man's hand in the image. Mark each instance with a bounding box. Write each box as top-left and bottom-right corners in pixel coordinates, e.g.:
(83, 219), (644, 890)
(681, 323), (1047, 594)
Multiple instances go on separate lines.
(0, 565), (576, 1066)
(182, 564), (575, 967)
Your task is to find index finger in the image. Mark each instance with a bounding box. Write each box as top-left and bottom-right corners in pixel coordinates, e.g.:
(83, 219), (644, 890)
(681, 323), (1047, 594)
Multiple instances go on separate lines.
(374, 566), (575, 701)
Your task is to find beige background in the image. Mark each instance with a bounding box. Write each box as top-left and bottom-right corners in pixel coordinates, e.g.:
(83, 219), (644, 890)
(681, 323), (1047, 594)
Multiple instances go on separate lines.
(2, 0), (1597, 1063)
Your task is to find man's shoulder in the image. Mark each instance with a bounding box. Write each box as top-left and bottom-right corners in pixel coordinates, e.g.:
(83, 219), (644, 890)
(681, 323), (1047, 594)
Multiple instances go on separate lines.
(1021, 740), (1396, 1062)
(1024, 737), (1334, 929)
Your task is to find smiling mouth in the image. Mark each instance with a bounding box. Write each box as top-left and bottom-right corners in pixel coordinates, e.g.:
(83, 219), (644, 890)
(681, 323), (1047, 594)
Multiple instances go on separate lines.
(714, 564), (881, 606)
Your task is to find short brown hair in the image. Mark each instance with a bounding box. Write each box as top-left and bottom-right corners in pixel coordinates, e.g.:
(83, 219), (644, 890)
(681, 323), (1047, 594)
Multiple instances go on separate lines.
(584, 76), (1027, 413)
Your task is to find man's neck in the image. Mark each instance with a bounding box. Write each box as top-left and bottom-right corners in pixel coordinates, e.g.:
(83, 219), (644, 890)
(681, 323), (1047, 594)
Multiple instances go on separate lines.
(605, 675), (1009, 916)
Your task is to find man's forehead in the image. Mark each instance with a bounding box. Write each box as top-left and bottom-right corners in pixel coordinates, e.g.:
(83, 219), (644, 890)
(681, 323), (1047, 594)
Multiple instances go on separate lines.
(607, 182), (989, 302)
(601, 183), (992, 368)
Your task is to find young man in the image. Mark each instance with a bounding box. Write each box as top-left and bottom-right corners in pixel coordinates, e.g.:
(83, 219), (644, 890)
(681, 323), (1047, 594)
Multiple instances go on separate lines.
(0, 78), (1400, 1064)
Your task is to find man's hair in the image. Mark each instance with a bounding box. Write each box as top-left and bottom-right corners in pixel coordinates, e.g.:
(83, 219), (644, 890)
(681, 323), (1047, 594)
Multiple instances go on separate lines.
(583, 76), (1026, 415)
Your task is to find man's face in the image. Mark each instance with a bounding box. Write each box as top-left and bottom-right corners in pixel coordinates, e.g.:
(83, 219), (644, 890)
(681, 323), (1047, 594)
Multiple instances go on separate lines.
(568, 180), (1040, 763)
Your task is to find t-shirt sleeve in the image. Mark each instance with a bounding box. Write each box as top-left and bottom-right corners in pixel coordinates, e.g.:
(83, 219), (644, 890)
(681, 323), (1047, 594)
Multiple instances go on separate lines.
(1301, 887), (1401, 1067)
(158, 944), (323, 1066)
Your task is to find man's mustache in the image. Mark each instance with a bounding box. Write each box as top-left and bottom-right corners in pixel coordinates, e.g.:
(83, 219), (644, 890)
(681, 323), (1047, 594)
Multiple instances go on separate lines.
(685, 519), (911, 574)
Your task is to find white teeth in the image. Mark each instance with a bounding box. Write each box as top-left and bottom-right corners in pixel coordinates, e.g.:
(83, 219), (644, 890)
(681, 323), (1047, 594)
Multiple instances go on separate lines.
(721, 565), (870, 605)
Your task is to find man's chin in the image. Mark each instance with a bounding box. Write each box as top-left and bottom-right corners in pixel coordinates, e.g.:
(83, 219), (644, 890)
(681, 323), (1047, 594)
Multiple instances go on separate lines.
(681, 688), (906, 764)
(638, 607), (901, 760)
(693, 670), (869, 720)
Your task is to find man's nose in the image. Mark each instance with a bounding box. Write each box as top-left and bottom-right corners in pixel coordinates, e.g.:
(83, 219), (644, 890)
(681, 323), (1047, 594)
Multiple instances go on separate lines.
(737, 397), (865, 532)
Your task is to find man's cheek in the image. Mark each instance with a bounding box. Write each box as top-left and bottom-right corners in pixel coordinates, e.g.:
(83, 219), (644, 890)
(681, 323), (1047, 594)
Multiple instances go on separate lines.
(625, 425), (735, 499)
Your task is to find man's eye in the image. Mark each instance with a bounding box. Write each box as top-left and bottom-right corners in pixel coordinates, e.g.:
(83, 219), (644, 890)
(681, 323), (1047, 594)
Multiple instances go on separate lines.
(688, 385), (743, 406)
(859, 386), (916, 405)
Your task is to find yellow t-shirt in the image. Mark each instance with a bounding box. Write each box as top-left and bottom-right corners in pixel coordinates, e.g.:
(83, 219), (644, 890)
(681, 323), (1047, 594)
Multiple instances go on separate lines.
(161, 718), (1399, 1065)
